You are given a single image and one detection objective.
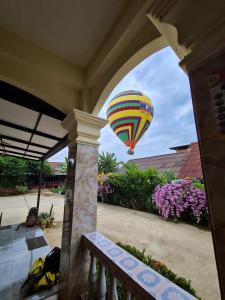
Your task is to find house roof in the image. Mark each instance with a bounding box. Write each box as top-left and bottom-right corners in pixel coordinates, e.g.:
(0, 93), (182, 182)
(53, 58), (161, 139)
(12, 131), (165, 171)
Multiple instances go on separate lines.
(129, 142), (203, 179)
(49, 162), (65, 176)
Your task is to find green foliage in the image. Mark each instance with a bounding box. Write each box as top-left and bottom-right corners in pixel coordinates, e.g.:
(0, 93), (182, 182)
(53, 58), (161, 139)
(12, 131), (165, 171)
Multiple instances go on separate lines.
(117, 243), (200, 299)
(38, 212), (50, 225)
(0, 156), (52, 188)
(193, 181), (205, 191)
(39, 208), (54, 225)
(26, 160), (52, 176)
(0, 156), (27, 188)
(161, 169), (177, 184)
(98, 166), (208, 226)
(16, 185), (28, 194)
(59, 157), (68, 173)
(105, 164), (163, 213)
(98, 152), (119, 174)
(122, 161), (139, 172)
(50, 186), (65, 195)
(39, 212), (50, 220)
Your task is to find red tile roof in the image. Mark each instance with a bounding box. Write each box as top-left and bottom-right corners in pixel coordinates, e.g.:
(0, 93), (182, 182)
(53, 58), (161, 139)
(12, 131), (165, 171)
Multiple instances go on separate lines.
(49, 162), (65, 175)
(178, 142), (203, 178)
(129, 142), (203, 179)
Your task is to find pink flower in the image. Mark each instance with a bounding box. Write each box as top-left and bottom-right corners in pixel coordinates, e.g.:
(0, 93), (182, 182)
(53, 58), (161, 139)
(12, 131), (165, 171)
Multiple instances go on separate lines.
(152, 180), (207, 223)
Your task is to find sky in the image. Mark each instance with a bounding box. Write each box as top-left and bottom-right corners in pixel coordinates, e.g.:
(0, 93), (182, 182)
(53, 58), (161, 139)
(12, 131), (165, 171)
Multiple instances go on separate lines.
(49, 46), (197, 163)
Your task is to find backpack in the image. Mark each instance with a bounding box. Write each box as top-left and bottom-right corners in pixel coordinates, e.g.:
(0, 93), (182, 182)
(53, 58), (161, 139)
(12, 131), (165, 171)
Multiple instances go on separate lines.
(20, 247), (61, 297)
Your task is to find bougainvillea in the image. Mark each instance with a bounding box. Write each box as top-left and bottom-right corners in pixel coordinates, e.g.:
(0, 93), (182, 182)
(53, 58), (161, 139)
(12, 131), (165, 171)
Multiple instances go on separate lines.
(152, 180), (208, 223)
(97, 173), (113, 202)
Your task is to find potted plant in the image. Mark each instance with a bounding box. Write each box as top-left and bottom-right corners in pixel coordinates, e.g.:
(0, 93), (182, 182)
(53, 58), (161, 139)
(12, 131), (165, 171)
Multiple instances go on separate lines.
(39, 219), (46, 230)
(38, 212), (50, 230)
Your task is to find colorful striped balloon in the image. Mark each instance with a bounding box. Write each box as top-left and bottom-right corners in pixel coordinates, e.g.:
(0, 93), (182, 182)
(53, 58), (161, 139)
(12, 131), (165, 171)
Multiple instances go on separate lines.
(107, 90), (154, 155)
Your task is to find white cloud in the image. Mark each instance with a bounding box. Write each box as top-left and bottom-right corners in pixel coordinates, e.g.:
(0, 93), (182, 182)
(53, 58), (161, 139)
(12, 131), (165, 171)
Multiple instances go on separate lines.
(49, 46), (197, 162)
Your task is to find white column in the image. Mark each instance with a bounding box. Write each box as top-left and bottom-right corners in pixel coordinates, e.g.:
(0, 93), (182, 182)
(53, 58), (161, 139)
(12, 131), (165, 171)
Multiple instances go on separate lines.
(58, 109), (107, 299)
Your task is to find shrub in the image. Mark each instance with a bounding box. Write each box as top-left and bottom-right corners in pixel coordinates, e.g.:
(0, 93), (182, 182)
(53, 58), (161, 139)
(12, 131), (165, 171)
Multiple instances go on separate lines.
(50, 186), (66, 195)
(97, 167), (208, 226)
(105, 165), (163, 213)
(97, 173), (114, 202)
(153, 180), (208, 224)
(117, 243), (200, 299)
(16, 185), (28, 194)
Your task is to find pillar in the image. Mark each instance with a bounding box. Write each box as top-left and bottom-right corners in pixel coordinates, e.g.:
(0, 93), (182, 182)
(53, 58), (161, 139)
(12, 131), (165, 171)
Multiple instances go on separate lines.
(182, 50), (225, 299)
(58, 109), (107, 299)
(37, 159), (43, 212)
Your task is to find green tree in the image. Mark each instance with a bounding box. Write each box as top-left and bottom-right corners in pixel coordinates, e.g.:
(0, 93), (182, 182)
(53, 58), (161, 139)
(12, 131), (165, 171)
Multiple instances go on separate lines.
(59, 157), (69, 173)
(0, 156), (52, 188)
(26, 160), (52, 176)
(0, 156), (27, 187)
(98, 152), (118, 174)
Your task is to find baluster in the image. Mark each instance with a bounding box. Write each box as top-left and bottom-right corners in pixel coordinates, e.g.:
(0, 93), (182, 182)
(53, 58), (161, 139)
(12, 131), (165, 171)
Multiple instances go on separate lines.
(108, 274), (118, 300)
(97, 263), (107, 300)
(89, 252), (97, 299)
(125, 289), (131, 300)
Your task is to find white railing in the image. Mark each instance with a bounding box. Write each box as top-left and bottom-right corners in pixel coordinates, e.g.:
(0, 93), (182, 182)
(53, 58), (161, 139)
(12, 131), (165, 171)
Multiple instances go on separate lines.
(82, 231), (197, 300)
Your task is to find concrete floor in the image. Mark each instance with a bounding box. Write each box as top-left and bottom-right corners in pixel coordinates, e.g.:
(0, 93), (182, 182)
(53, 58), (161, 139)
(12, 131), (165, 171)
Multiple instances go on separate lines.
(0, 192), (220, 300)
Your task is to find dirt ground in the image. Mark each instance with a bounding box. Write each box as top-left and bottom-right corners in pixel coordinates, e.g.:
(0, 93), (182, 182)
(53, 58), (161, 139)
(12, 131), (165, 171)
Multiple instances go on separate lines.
(0, 192), (220, 299)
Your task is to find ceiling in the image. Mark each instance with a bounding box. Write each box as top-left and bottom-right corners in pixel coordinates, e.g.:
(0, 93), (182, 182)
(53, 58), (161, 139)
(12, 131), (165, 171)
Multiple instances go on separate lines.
(0, 0), (163, 161)
(0, 0), (128, 68)
(0, 81), (68, 161)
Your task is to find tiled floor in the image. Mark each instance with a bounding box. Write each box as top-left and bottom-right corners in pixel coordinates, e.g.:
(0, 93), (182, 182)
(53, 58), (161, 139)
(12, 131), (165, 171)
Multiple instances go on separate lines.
(0, 225), (57, 300)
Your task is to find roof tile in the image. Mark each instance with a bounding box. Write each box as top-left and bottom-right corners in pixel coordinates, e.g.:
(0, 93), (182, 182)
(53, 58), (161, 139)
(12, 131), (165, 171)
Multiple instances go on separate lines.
(129, 142), (203, 178)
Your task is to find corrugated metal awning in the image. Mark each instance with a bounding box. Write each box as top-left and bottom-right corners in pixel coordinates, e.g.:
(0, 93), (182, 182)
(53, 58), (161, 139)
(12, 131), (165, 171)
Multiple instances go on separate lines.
(0, 81), (68, 161)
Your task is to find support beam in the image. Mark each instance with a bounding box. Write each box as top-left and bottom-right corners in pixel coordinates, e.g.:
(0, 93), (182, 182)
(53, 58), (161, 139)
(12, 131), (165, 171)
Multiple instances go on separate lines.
(37, 160), (44, 211)
(0, 135), (51, 150)
(0, 143), (44, 155)
(0, 119), (61, 141)
(0, 80), (66, 120)
(185, 50), (225, 299)
(42, 136), (68, 161)
(2, 149), (41, 159)
(58, 109), (107, 300)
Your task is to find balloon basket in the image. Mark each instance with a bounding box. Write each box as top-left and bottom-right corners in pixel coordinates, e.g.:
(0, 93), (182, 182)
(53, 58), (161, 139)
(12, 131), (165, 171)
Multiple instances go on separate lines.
(127, 149), (134, 155)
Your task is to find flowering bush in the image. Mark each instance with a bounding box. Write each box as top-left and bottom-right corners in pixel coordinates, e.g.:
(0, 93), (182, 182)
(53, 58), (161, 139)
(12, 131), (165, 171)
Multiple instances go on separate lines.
(152, 180), (208, 224)
(97, 173), (113, 202)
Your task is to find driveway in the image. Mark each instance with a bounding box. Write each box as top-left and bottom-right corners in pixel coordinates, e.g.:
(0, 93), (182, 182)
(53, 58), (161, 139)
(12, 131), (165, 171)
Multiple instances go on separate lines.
(0, 192), (220, 299)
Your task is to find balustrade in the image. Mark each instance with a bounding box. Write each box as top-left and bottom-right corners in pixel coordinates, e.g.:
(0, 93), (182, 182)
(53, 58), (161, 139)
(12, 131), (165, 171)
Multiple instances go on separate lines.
(82, 231), (197, 300)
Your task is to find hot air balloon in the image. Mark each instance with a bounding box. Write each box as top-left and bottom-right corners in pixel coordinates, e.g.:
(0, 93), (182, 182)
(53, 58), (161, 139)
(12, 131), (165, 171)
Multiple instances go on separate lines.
(106, 90), (154, 155)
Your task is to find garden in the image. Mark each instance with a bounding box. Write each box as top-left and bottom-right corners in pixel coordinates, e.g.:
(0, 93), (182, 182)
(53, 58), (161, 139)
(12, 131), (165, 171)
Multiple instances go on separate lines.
(97, 152), (208, 227)
(97, 153), (209, 298)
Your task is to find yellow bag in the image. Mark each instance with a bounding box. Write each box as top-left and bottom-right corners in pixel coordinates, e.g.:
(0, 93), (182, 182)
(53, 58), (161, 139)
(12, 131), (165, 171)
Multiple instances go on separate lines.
(21, 256), (59, 297)
(30, 257), (58, 291)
